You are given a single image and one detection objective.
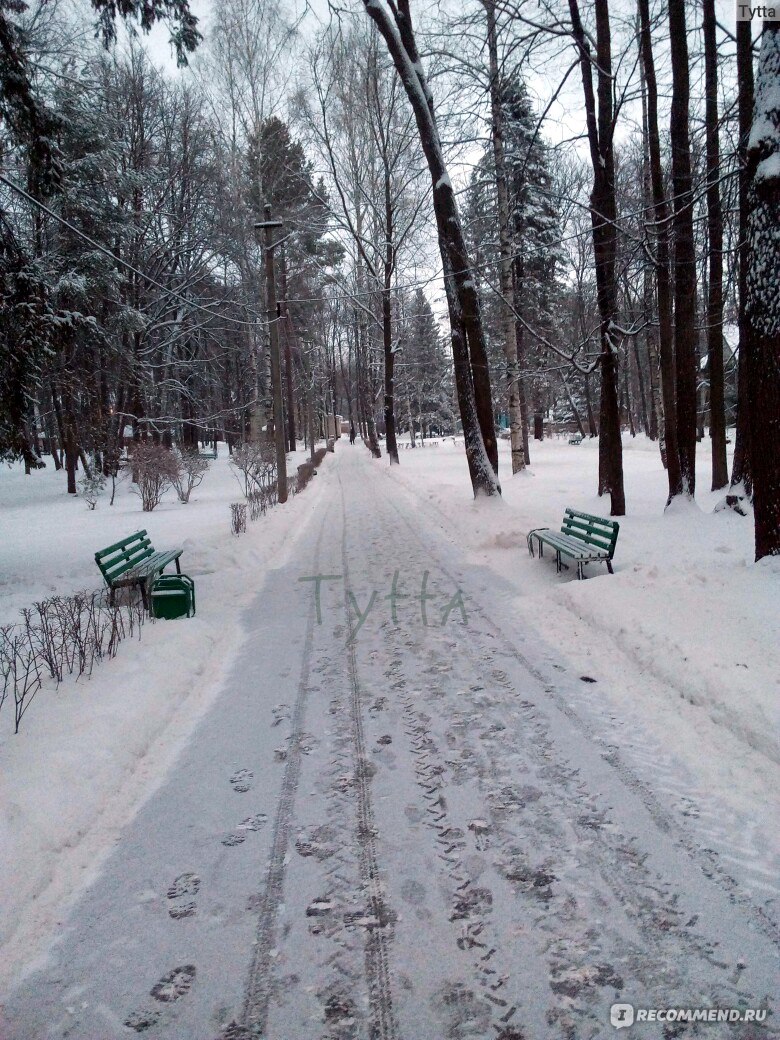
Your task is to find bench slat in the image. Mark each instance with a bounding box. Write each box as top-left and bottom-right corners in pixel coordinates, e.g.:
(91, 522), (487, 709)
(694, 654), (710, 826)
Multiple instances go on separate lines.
(128, 550), (182, 577)
(99, 540), (152, 566)
(98, 544), (154, 580)
(562, 509), (619, 555)
(536, 532), (608, 560)
(560, 521), (614, 552)
(95, 530), (148, 561)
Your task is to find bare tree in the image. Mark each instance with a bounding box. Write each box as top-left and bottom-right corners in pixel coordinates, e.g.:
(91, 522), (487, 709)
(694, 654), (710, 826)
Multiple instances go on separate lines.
(360, 0), (500, 496)
(303, 24), (429, 465)
(568, 0), (625, 515)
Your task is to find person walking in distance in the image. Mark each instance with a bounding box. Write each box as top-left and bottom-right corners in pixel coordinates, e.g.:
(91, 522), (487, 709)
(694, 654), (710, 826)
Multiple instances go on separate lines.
(350, 424), (356, 445)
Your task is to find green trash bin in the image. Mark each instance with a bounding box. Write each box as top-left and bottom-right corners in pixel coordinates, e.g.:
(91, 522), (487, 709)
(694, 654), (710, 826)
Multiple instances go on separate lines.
(151, 574), (196, 619)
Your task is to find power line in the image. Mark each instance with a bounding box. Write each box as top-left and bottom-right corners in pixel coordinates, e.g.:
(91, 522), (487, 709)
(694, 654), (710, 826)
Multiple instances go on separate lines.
(0, 173), (274, 330)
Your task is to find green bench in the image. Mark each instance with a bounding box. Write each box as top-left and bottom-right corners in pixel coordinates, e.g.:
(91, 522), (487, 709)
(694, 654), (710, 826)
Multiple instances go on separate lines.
(568, 433), (583, 445)
(198, 444), (218, 460)
(527, 508), (619, 580)
(96, 530), (183, 609)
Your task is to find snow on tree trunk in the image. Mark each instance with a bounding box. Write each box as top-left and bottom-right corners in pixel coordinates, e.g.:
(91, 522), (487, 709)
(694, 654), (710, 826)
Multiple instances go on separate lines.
(746, 22), (780, 559)
(361, 0), (500, 497)
(731, 18), (756, 500)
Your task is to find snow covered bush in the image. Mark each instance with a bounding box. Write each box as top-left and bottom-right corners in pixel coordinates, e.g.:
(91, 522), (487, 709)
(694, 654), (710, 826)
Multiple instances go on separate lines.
(78, 471), (105, 510)
(229, 442), (276, 498)
(126, 442), (181, 512)
(173, 448), (209, 504)
(0, 593), (146, 733)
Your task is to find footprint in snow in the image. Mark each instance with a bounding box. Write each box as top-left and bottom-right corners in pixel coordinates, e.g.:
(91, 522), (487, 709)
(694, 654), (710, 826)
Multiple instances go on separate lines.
(150, 964), (196, 1003)
(229, 769), (253, 793)
(223, 812), (268, 847)
(167, 872), (200, 899)
(169, 902), (196, 919)
(238, 813), (267, 831)
(167, 872), (200, 919)
(124, 1008), (162, 1033)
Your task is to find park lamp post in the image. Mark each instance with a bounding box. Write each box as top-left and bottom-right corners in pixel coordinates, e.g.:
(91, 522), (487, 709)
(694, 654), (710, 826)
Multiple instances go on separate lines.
(255, 204), (288, 505)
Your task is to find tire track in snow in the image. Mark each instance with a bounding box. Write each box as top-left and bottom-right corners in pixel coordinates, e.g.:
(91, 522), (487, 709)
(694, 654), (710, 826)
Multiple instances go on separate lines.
(235, 509), (331, 1035)
(337, 472), (399, 1040)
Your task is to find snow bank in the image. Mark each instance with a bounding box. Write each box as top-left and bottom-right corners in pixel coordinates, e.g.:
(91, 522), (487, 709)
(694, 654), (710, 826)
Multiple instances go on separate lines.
(0, 450), (328, 991)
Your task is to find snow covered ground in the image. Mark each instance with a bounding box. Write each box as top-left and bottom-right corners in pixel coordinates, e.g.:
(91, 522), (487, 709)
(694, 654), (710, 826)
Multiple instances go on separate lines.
(385, 434), (780, 904)
(0, 437), (777, 1039)
(0, 449), (330, 995)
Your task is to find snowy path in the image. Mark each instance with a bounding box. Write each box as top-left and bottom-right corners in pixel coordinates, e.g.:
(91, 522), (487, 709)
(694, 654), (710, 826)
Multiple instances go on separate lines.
(2, 448), (776, 1040)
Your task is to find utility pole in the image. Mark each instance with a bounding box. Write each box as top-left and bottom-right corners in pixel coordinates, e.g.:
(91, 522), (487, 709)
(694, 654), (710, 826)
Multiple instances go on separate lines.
(255, 205), (287, 504)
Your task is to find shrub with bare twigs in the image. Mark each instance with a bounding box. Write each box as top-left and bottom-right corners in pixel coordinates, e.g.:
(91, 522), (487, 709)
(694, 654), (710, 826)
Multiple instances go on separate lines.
(0, 592), (147, 734)
(230, 502), (247, 535)
(173, 447), (209, 504)
(126, 442), (181, 511)
(229, 442), (276, 498)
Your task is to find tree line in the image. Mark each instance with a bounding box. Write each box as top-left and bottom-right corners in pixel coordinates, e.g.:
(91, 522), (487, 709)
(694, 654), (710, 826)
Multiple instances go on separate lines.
(0, 0), (777, 558)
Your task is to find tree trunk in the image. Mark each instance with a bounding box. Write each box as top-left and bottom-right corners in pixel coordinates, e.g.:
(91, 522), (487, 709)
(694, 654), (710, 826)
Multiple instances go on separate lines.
(561, 373), (586, 438)
(584, 371), (597, 437)
(731, 18), (755, 498)
(383, 283), (399, 463)
(746, 22), (780, 559)
(668, 0), (698, 498)
(569, 0), (625, 515)
(632, 337), (649, 435)
(485, 0), (525, 473)
(383, 177), (399, 464)
(513, 261), (531, 463)
(63, 394), (78, 495)
(533, 410), (544, 441)
(703, 0), (728, 489)
(279, 252), (297, 453)
(638, 0), (681, 500)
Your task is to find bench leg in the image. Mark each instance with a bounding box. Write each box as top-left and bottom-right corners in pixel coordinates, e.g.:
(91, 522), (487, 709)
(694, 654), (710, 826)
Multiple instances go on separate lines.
(109, 586), (116, 608)
(606, 559), (614, 575)
(139, 580), (149, 612)
(577, 562), (584, 580)
(175, 557), (182, 574)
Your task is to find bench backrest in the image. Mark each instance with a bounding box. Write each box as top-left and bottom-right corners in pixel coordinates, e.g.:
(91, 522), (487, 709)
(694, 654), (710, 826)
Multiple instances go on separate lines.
(560, 509), (619, 558)
(95, 530), (155, 584)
